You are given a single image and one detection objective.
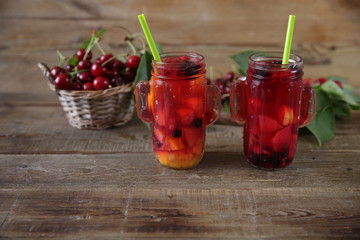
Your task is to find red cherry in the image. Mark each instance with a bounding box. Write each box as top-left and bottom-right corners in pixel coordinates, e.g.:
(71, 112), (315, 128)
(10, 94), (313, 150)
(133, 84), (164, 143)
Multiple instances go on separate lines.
(83, 82), (94, 90)
(50, 66), (66, 79)
(106, 69), (119, 78)
(99, 54), (114, 68)
(110, 75), (126, 86)
(334, 80), (344, 89)
(54, 73), (72, 90)
(72, 81), (83, 90)
(224, 86), (230, 94)
(77, 60), (91, 70)
(123, 70), (136, 83)
(93, 76), (111, 90)
(126, 55), (140, 70)
(76, 49), (92, 61)
(316, 77), (327, 85)
(76, 71), (93, 82)
(112, 59), (124, 71)
(303, 78), (313, 87)
(225, 71), (235, 82)
(204, 77), (211, 85)
(215, 78), (227, 95)
(179, 55), (190, 62)
(65, 64), (74, 73)
(91, 62), (107, 76)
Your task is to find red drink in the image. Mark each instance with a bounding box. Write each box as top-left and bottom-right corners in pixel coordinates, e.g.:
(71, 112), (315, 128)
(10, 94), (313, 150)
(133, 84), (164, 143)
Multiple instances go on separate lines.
(135, 52), (221, 169)
(230, 52), (315, 169)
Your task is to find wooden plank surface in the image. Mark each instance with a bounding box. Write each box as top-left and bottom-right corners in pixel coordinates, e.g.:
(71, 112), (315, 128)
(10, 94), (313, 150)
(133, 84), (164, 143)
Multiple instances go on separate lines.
(0, 92), (360, 238)
(0, 0), (359, 87)
(1, 0), (360, 238)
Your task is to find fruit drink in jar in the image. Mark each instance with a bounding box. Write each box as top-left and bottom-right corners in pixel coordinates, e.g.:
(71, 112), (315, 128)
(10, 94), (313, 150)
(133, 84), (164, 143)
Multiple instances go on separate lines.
(135, 52), (221, 169)
(230, 52), (315, 169)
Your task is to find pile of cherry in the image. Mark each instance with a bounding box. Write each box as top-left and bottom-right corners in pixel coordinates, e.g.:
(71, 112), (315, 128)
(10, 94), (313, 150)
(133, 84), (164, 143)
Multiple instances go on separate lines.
(50, 49), (140, 90)
(206, 71), (242, 104)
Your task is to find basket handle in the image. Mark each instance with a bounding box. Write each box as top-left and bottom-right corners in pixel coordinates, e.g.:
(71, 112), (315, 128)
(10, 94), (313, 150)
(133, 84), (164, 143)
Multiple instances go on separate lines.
(38, 62), (54, 84)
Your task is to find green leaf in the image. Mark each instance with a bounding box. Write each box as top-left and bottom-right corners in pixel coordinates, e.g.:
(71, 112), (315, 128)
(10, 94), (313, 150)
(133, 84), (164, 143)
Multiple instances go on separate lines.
(327, 75), (348, 83)
(155, 42), (164, 54)
(314, 88), (332, 112)
(238, 68), (246, 76)
(320, 80), (344, 97)
(134, 50), (152, 84)
(230, 50), (257, 76)
(306, 106), (336, 145)
(222, 100), (230, 112)
(342, 86), (360, 109)
(332, 101), (351, 119)
(67, 29), (107, 66)
(134, 51), (153, 131)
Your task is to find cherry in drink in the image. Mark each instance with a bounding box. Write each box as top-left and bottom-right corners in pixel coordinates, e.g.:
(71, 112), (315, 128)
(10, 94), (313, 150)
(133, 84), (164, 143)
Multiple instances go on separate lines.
(230, 52), (315, 169)
(135, 52), (221, 169)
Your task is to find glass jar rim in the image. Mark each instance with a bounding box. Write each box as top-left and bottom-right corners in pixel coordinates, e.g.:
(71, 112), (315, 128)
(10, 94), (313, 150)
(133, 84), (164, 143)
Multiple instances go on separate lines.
(152, 52), (205, 65)
(249, 52), (303, 68)
(151, 51), (206, 79)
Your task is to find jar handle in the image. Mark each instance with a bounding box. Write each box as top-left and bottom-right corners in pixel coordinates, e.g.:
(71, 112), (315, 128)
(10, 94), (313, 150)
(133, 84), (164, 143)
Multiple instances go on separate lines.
(230, 76), (247, 124)
(135, 80), (153, 123)
(299, 86), (316, 128)
(204, 84), (222, 125)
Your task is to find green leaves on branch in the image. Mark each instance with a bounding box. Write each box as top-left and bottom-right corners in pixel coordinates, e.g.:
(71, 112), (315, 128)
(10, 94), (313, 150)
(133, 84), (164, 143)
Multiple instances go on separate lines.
(305, 77), (360, 145)
(230, 50), (257, 76)
(134, 50), (153, 84)
(67, 29), (107, 66)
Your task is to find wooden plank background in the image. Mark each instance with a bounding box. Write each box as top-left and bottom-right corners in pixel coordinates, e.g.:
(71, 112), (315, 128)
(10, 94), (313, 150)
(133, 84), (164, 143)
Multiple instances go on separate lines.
(0, 0), (359, 95)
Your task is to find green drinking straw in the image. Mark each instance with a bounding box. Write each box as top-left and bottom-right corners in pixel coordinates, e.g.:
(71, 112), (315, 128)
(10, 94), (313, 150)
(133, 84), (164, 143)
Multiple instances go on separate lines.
(137, 14), (162, 62)
(282, 15), (296, 64)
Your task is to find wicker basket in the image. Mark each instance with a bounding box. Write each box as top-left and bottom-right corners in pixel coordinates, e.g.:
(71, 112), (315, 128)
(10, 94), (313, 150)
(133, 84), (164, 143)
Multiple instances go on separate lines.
(38, 62), (134, 129)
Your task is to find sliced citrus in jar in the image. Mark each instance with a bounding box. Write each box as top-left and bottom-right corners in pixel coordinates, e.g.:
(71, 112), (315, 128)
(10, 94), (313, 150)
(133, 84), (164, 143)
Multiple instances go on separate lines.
(162, 135), (186, 151)
(147, 78), (156, 113)
(278, 105), (294, 126)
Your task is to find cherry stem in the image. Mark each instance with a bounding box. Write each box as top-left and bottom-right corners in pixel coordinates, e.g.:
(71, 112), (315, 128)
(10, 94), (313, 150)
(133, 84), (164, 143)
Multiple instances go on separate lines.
(56, 50), (67, 67)
(132, 34), (146, 52)
(84, 32), (97, 60)
(126, 40), (137, 55)
(108, 26), (132, 36)
(95, 38), (106, 55)
(101, 53), (128, 67)
(84, 34), (95, 60)
(69, 67), (89, 76)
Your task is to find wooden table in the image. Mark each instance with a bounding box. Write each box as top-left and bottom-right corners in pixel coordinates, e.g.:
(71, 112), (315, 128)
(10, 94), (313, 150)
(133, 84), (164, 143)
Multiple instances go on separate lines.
(0, 91), (359, 239)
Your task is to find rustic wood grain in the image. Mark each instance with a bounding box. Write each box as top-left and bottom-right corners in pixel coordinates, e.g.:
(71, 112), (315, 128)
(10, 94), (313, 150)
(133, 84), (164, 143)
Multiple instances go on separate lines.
(0, 92), (359, 238)
(0, 188), (359, 239)
(0, 0), (359, 87)
(0, 0), (359, 47)
(0, 150), (359, 189)
(0, 150), (359, 238)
